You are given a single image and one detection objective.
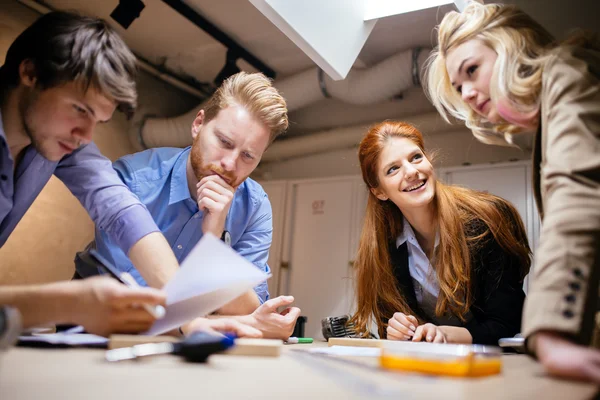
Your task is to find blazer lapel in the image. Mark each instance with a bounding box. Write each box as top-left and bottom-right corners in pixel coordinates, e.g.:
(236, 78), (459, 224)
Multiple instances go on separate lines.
(389, 242), (421, 315)
(532, 124), (544, 219)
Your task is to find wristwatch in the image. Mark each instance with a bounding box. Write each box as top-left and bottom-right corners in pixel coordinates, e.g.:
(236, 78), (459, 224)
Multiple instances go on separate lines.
(220, 230), (231, 246)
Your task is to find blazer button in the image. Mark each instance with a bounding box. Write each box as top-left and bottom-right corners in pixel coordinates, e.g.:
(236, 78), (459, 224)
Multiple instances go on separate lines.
(569, 282), (581, 291)
(573, 268), (584, 279)
(563, 310), (575, 319)
(564, 294), (576, 304)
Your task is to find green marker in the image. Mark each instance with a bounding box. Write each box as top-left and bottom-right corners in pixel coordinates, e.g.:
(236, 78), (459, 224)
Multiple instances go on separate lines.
(286, 337), (313, 344)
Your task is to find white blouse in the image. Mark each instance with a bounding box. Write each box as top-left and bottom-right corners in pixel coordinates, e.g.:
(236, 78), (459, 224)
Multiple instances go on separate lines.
(395, 217), (472, 326)
(395, 216), (440, 303)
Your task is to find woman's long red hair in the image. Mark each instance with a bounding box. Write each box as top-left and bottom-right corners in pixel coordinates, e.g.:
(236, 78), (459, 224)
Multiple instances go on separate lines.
(350, 121), (531, 338)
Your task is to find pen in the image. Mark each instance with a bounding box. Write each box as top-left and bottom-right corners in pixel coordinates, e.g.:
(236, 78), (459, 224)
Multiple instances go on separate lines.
(88, 249), (166, 320)
(286, 337), (313, 344)
(120, 272), (166, 319)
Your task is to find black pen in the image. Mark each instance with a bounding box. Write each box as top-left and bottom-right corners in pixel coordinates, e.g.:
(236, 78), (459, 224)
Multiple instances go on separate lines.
(88, 249), (166, 319)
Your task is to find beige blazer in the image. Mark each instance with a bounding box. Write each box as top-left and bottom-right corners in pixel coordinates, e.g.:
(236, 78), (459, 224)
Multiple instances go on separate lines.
(522, 45), (600, 349)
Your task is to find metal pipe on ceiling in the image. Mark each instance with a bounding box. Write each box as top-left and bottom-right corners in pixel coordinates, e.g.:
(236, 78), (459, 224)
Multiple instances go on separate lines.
(161, 0), (276, 82)
(138, 47), (434, 154)
(261, 111), (452, 163)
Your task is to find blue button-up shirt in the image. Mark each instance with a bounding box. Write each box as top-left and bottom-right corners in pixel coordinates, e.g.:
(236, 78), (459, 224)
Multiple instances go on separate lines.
(94, 147), (272, 303)
(0, 110), (159, 253)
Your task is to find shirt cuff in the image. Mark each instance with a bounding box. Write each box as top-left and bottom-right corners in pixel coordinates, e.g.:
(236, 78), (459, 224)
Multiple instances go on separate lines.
(524, 333), (539, 359)
(522, 290), (583, 340)
(463, 320), (511, 346)
(463, 322), (489, 345)
(254, 282), (269, 305)
(106, 204), (160, 255)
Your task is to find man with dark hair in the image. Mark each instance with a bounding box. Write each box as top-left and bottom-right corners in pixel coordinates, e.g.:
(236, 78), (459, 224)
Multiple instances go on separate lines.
(0, 11), (258, 338)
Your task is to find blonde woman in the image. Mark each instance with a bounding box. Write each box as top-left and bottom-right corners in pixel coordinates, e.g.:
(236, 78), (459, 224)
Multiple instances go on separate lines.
(350, 121), (530, 345)
(426, 2), (600, 382)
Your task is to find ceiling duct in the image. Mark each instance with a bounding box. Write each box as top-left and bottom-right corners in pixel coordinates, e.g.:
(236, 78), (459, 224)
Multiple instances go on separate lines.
(261, 111), (451, 162)
(137, 47), (431, 150)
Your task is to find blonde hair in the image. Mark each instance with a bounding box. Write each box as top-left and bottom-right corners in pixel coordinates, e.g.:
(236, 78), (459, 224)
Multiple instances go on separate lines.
(425, 2), (554, 145)
(203, 72), (288, 144)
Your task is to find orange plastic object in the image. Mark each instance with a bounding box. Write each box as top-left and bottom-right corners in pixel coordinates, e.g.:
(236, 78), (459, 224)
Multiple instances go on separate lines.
(379, 342), (502, 377)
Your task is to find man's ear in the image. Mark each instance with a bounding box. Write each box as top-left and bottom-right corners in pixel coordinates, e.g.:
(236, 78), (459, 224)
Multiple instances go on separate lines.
(19, 60), (37, 88)
(370, 187), (388, 201)
(191, 109), (205, 140)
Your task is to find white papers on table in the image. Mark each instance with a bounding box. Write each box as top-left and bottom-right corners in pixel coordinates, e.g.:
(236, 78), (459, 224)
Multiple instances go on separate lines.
(146, 234), (270, 335)
(18, 326), (108, 347)
(18, 333), (108, 347)
(308, 346), (382, 357)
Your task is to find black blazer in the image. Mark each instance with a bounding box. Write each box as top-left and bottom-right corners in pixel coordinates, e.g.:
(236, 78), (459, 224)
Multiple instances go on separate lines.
(388, 223), (526, 345)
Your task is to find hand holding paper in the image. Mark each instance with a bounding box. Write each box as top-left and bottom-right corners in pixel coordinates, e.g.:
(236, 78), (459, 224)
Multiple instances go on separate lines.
(146, 234), (270, 336)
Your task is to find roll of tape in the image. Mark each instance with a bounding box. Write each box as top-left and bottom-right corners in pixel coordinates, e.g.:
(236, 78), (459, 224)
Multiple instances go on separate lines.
(0, 306), (22, 350)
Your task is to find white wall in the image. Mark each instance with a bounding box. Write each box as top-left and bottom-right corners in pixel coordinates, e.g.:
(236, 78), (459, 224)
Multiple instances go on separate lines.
(255, 128), (532, 180)
(287, 88), (434, 135)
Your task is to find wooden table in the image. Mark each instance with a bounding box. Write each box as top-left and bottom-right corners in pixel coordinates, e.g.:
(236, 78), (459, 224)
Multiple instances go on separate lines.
(0, 341), (597, 399)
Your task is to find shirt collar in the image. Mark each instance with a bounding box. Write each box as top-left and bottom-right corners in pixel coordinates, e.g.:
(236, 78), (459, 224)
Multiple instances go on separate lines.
(396, 216), (440, 249)
(0, 108), (7, 148)
(169, 146), (193, 205)
(0, 109), (13, 164)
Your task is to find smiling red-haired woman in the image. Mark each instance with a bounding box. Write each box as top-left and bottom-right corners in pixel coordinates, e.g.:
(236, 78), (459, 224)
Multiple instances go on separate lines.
(350, 121), (531, 345)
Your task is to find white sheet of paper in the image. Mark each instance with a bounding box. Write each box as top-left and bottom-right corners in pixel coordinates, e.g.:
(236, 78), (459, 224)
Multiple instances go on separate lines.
(308, 346), (382, 357)
(18, 333), (108, 346)
(146, 234), (270, 335)
(19, 326), (108, 347)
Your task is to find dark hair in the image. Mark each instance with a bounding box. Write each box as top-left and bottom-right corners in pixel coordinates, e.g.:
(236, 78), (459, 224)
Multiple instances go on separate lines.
(0, 11), (138, 117)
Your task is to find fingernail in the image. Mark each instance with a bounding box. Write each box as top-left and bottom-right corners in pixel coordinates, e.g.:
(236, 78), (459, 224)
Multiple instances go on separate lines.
(427, 336), (432, 341)
(410, 325), (416, 331)
(409, 330), (415, 336)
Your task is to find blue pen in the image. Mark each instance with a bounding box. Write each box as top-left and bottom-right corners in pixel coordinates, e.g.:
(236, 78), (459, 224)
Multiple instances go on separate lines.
(88, 249), (166, 319)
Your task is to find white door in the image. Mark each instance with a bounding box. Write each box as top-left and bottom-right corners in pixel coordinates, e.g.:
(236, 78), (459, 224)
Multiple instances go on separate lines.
(347, 181), (368, 316)
(286, 177), (360, 339)
(445, 163), (530, 224)
(258, 180), (288, 298)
